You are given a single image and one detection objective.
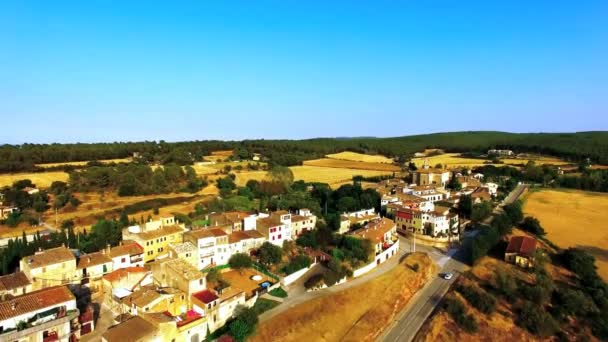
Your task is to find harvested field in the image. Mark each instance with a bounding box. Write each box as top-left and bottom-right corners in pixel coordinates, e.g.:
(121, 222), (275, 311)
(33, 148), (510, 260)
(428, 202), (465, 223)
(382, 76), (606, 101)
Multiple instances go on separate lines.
(35, 158), (131, 168)
(290, 166), (392, 188)
(233, 171), (269, 187)
(303, 158), (400, 172)
(411, 153), (568, 170)
(0, 171), (69, 188)
(326, 151), (394, 164)
(210, 150), (234, 157)
(523, 189), (608, 281)
(252, 253), (436, 342)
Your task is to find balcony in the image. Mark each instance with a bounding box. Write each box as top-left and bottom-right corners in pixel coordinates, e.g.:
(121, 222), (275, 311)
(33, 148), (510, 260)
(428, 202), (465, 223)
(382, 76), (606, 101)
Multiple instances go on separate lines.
(1, 310), (79, 341)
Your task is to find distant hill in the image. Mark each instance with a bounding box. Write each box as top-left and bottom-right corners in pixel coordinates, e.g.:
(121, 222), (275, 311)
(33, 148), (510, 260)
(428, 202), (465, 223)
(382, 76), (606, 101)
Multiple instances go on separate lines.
(1, 131), (607, 172)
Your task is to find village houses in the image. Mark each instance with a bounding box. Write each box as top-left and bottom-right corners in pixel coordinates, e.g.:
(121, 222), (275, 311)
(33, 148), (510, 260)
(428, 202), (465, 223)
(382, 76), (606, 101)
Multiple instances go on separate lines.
(19, 246), (77, 290)
(122, 216), (186, 263)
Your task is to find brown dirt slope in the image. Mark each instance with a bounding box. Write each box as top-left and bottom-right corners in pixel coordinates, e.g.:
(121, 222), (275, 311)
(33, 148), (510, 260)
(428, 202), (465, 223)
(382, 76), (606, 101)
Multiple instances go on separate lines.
(251, 252), (437, 342)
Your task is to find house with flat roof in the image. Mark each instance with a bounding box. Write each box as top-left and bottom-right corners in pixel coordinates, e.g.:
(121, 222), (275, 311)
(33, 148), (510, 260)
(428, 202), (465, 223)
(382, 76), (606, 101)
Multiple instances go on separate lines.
(20, 246), (77, 290)
(290, 208), (317, 237)
(168, 241), (198, 268)
(412, 159), (450, 188)
(149, 258), (206, 296)
(102, 266), (153, 312)
(122, 217), (186, 263)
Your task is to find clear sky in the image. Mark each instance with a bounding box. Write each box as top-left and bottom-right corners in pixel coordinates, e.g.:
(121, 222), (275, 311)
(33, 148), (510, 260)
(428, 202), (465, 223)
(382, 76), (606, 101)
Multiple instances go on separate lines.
(1, 1), (607, 144)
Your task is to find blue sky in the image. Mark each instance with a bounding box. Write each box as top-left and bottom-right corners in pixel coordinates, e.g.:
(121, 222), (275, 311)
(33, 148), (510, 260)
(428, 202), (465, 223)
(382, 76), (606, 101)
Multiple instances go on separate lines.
(1, 1), (607, 143)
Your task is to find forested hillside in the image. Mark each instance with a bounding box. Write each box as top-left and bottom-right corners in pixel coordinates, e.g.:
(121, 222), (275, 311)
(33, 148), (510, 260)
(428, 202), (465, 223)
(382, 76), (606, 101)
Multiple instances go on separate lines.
(1, 131), (607, 172)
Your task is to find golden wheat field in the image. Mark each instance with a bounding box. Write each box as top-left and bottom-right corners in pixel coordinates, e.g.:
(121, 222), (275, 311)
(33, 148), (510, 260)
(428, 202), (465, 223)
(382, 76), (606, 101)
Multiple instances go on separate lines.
(411, 153), (568, 170)
(523, 189), (608, 281)
(35, 158), (132, 168)
(303, 158), (401, 172)
(0, 171), (69, 188)
(290, 165), (391, 188)
(326, 151), (395, 164)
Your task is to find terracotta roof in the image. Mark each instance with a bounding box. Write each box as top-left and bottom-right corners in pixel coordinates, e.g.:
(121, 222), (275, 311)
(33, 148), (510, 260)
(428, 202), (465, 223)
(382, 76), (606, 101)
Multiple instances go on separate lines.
(77, 251), (112, 269)
(471, 188), (492, 200)
(228, 231), (256, 244)
(506, 236), (537, 257)
(0, 271), (31, 292)
(351, 218), (396, 243)
(209, 228), (228, 237)
(103, 267), (149, 283)
(102, 316), (157, 342)
(256, 216), (283, 232)
(242, 230), (264, 239)
(109, 242), (144, 258)
(23, 246), (74, 269)
(121, 286), (162, 308)
(193, 289), (218, 304)
(0, 286), (74, 321)
(185, 228), (217, 240)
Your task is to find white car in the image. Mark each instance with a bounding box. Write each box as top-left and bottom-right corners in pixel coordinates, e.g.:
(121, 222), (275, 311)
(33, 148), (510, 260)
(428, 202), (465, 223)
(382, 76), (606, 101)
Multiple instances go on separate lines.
(443, 272), (454, 280)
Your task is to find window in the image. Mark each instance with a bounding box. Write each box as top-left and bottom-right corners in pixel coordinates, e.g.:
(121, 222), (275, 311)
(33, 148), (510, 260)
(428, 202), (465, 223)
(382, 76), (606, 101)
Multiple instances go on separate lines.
(199, 279), (203, 285)
(121, 257), (126, 263)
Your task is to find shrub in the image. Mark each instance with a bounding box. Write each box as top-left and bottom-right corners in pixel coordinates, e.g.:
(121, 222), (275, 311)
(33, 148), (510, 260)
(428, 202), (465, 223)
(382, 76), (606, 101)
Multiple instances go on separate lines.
(494, 269), (518, 297)
(516, 301), (559, 337)
(281, 254), (312, 275)
(268, 287), (288, 298)
(444, 297), (478, 333)
(520, 216), (545, 235)
(304, 274), (324, 289)
(455, 284), (497, 314)
(555, 288), (599, 316)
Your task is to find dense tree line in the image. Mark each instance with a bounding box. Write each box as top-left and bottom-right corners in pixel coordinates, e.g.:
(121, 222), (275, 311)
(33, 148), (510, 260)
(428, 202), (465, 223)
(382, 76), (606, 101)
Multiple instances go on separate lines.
(0, 215), (129, 275)
(2, 131), (607, 172)
(69, 163), (207, 196)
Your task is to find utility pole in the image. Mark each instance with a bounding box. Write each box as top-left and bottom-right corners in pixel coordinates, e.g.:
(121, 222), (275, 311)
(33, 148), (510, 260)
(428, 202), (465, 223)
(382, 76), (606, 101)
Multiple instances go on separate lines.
(413, 228), (416, 252)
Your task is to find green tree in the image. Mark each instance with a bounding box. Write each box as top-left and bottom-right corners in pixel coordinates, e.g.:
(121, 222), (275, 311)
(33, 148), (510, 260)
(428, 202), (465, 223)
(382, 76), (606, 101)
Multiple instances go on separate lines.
(258, 242), (283, 266)
(520, 216), (545, 235)
(503, 200), (524, 224)
(229, 253), (253, 274)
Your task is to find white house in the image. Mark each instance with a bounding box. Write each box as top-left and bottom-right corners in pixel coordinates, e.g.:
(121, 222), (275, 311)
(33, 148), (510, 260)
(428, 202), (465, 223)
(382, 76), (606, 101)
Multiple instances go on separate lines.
(108, 241), (144, 270)
(256, 211), (292, 246)
(0, 286), (79, 341)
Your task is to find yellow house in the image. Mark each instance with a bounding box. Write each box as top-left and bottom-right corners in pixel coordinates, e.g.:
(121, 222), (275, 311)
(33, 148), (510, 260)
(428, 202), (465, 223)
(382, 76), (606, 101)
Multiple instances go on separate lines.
(122, 219), (186, 263)
(20, 246), (77, 290)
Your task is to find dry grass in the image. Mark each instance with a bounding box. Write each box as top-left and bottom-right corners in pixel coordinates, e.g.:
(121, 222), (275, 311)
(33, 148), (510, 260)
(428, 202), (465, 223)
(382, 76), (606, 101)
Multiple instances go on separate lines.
(303, 158), (400, 172)
(35, 158), (131, 168)
(416, 255), (562, 342)
(290, 166), (392, 188)
(252, 253), (436, 342)
(210, 150), (234, 157)
(0, 171), (69, 188)
(411, 153), (568, 170)
(233, 171), (269, 187)
(523, 189), (608, 281)
(326, 151), (394, 164)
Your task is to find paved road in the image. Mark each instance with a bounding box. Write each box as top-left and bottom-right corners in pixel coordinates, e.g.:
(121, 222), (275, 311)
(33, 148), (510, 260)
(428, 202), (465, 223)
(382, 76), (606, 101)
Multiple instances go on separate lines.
(378, 183), (529, 342)
(377, 250), (468, 342)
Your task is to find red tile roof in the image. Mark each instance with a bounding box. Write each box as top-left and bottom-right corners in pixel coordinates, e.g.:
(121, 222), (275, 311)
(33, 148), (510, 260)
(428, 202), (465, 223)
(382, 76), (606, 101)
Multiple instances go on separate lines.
(103, 266), (149, 283)
(193, 289), (218, 304)
(109, 242), (144, 258)
(0, 271), (31, 292)
(506, 236), (537, 257)
(0, 286), (74, 321)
